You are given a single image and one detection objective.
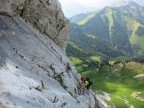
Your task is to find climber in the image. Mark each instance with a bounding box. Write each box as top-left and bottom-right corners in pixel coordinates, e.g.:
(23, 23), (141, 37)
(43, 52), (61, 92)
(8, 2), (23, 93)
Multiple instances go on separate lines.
(79, 76), (86, 95)
(80, 76), (93, 94)
(85, 77), (93, 90)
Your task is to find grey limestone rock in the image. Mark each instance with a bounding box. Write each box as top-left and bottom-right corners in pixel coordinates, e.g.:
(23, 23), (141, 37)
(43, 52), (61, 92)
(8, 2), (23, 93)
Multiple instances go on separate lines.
(0, 0), (100, 107)
(0, 0), (69, 48)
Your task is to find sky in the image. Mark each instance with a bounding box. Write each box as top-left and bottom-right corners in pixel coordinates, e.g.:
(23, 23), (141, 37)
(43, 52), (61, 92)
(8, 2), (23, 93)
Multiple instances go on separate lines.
(58, 0), (144, 18)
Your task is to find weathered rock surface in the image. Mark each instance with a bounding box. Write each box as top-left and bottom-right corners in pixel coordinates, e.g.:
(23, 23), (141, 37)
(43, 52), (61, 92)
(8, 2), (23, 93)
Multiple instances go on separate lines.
(0, 0), (99, 108)
(0, 0), (69, 48)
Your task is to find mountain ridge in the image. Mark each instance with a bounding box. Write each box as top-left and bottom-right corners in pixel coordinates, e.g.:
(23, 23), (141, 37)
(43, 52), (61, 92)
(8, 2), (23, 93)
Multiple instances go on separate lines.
(67, 0), (144, 67)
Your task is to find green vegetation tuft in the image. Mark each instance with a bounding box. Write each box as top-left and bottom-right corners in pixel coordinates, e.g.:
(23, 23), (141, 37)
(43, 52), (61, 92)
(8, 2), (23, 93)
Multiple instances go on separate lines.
(70, 56), (83, 65)
(89, 56), (101, 63)
(109, 60), (116, 65)
(69, 42), (83, 52)
(78, 12), (97, 25)
(86, 34), (96, 39)
(104, 8), (113, 37)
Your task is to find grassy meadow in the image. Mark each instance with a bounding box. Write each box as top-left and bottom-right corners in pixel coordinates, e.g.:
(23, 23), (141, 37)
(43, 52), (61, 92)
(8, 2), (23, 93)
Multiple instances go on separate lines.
(81, 62), (144, 108)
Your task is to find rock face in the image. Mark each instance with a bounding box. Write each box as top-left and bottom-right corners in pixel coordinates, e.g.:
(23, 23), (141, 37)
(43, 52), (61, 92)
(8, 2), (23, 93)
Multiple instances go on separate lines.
(0, 0), (98, 108)
(0, 0), (69, 48)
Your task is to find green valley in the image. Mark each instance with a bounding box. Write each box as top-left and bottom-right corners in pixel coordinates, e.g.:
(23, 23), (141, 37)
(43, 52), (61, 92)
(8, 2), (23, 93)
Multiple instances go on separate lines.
(68, 1), (144, 62)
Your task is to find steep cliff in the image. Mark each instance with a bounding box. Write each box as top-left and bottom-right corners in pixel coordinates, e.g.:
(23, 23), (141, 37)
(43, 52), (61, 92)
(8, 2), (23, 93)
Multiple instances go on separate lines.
(0, 0), (69, 48)
(0, 0), (99, 108)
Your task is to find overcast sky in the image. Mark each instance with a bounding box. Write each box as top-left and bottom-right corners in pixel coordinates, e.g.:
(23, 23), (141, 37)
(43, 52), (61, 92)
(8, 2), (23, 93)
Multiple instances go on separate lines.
(58, 0), (144, 18)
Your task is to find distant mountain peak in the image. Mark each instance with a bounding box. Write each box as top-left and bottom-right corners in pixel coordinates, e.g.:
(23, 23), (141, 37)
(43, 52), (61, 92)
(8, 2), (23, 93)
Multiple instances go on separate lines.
(127, 0), (139, 6)
(110, 0), (139, 8)
(110, 1), (128, 7)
